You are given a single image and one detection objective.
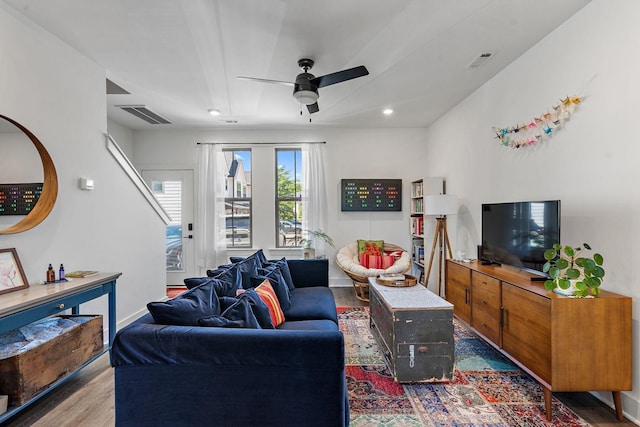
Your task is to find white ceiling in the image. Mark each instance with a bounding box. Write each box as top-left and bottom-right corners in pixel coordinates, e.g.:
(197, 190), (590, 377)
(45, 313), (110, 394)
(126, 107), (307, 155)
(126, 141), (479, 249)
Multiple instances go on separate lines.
(4, 0), (590, 130)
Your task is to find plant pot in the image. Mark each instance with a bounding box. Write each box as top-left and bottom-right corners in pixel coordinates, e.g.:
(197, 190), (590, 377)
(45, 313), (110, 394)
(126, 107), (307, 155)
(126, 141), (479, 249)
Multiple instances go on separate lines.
(303, 247), (316, 259)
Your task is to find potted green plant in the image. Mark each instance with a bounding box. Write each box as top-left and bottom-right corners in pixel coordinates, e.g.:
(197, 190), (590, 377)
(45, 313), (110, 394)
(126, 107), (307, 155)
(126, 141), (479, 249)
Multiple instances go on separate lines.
(300, 229), (335, 259)
(542, 243), (605, 297)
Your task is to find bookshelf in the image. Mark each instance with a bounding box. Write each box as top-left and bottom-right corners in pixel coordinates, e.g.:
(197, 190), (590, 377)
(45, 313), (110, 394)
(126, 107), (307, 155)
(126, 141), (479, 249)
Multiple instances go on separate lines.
(410, 177), (444, 286)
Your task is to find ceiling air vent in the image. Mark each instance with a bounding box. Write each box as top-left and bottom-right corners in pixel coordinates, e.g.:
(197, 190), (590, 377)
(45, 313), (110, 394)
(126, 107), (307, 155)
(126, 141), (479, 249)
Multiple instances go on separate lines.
(116, 105), (171, 124)
(468, 52), (495, 68)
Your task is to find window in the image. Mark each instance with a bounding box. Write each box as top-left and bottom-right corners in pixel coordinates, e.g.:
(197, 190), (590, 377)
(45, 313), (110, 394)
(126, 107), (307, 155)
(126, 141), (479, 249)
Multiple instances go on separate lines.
(224, 149), (252, 247)
(151, 180), (183, 271)
(276, 149), (302, 247)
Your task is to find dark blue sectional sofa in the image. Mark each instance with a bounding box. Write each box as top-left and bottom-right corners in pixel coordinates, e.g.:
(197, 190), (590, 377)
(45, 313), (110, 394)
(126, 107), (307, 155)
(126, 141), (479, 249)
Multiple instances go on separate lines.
(111, 253), (349, 427)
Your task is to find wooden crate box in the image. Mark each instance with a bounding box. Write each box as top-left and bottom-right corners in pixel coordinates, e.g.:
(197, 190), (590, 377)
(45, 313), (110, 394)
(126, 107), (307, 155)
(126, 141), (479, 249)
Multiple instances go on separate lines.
(0, 315), (103, 406)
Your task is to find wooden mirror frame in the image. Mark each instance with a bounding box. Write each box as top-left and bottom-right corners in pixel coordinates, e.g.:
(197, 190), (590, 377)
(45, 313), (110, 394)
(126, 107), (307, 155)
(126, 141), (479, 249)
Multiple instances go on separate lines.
(0, 115), (58, 234)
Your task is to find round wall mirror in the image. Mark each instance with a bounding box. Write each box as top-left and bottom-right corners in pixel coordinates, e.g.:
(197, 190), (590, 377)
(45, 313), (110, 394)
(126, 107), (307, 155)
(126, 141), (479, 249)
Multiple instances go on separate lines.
(0, 115), (58, 234)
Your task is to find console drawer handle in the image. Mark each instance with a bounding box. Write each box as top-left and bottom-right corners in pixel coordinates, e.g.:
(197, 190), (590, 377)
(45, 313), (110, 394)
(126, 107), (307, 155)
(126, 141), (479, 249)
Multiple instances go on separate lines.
(57, 303), (65, 310)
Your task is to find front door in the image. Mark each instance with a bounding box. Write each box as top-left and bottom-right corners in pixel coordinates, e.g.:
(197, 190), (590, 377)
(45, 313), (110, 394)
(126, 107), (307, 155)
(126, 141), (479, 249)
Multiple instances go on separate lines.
(142, 169), (195, 286)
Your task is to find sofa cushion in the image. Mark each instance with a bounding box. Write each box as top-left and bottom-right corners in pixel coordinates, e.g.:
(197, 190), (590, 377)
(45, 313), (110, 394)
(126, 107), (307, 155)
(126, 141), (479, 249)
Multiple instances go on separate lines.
(255, 280), (285, 327)
(252, 268), (291, 311)
(199, 296), (261, 328)
(236, 255), (261, 289)
(147, 280), (220, 326)
(183, 277), (212, 290)
(264, 258), (295, 291)
(205, 266), (229, 277)
(357, 239), (384, 256)
(285, 287), (338, 324)
(229, 249), (268, 268)
(277, 319), (339, 331)
(237, 289), (274, 329)
(197, 290), (273, 329)
(210, 263), (243, 297)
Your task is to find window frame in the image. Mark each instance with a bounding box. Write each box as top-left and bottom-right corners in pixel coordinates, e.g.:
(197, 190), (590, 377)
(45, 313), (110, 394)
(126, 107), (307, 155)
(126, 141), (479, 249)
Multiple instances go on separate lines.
(223, 148), (252, 248)
(275, 148), (303, 248)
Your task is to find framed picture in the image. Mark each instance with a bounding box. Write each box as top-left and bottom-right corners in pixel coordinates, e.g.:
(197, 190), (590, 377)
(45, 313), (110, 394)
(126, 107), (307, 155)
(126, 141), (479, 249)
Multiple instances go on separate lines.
(0, 248), (29, 295)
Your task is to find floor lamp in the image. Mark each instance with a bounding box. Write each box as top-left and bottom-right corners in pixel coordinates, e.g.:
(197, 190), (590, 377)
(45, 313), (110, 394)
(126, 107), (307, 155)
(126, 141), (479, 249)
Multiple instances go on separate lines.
(424, 194), (458, 297)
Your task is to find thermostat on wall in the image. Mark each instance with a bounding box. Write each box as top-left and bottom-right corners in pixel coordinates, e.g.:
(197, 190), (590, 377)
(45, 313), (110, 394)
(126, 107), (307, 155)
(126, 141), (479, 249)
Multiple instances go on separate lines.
(79, 177), (94, 191)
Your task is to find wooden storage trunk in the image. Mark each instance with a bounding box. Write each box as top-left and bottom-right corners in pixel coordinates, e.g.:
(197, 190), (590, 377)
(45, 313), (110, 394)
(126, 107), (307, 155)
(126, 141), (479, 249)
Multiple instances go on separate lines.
(0, 315), (103, 406)
(369, 281), (454, 383)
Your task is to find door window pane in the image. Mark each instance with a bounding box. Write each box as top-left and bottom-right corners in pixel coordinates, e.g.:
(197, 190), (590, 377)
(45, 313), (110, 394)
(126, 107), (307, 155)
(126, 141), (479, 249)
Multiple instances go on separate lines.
(151, 180), (183, 271)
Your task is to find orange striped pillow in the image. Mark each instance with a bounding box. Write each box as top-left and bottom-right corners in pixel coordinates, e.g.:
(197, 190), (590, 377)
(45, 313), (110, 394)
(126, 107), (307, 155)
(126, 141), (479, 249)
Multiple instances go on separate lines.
(255, 280), (285, 327)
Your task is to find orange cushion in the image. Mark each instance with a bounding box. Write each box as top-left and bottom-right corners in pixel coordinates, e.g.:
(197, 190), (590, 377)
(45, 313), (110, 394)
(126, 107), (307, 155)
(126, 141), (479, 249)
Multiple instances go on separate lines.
(255, 280), (285, 327)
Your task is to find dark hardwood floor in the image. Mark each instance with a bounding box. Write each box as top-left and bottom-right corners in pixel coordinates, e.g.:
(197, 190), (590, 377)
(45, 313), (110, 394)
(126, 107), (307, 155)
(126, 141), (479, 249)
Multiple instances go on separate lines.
(1, 286), (634, 426)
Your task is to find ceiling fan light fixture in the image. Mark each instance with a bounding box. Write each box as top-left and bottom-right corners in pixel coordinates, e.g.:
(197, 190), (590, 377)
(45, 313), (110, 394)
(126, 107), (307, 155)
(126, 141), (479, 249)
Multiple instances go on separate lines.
(383, 108), (394, 115)
(293, 89), (318, 106)
(208, 109), (221, 116)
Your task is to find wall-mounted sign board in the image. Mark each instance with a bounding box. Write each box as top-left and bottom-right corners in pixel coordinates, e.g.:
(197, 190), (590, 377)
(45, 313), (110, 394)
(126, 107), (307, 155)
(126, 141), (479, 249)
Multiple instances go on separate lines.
(341, 179), (402, 211)
(0, 183), (43, 215)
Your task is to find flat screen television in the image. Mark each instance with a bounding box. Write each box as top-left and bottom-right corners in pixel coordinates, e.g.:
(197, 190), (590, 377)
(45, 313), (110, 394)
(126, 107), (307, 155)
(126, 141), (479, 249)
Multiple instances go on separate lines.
(481, 200), (560, 277)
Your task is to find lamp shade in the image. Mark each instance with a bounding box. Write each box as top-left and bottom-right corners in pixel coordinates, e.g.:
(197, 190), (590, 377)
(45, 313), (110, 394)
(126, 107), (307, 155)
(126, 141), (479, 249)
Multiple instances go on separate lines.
(424, 194), (458, 216)
(293, 89), (318, 105)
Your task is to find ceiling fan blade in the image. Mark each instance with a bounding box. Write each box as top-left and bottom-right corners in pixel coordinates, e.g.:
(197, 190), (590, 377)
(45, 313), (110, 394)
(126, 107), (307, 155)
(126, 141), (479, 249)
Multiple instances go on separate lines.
(307, 102), (319, 114)
(310, 65), (369, 88)
(236, 76), (294, 86)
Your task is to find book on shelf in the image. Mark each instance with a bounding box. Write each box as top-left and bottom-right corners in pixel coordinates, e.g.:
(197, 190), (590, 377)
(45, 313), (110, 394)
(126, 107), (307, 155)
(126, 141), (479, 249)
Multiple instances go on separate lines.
(412, 181), (423, 198)
(411, 198), (423, 214)
(410, 217), (424, 236)
(65, 270), (99, 278)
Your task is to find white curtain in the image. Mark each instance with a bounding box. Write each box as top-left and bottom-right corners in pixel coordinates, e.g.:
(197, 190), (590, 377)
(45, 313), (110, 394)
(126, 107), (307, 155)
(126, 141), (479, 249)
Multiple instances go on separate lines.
(196, 144), (227, 273)
(301, 143), (330, 255)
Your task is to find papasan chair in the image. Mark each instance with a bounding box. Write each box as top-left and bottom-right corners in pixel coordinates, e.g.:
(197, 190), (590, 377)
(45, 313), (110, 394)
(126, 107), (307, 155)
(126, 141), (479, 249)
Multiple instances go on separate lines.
(336, 241), (411, 302)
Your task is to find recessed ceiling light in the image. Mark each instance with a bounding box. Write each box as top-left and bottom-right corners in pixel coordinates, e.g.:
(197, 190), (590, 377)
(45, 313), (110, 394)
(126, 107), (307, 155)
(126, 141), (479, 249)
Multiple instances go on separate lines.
(208, 109), (221, 116)
(383, 108), (394, 115)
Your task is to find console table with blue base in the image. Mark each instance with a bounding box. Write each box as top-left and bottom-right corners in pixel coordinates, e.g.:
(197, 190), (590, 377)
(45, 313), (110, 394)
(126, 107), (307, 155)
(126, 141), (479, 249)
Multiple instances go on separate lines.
(0, 272), (121, 422)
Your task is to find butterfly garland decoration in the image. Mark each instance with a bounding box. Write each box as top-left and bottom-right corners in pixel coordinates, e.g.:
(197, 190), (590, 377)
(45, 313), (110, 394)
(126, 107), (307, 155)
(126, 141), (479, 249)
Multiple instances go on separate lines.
(493, 96), (582, 148)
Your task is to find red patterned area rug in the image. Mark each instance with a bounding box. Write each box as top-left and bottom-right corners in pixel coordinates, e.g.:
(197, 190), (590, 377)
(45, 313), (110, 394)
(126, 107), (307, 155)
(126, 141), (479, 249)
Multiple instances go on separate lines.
(338, 307), (589, 427)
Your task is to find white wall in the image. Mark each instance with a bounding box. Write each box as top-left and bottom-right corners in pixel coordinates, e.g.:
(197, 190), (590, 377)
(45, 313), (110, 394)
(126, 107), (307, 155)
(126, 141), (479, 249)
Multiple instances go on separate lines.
(132, 127), (433, 287)
(424, 0), (640, 421)
(107, 119), (134, 160)
(0, 4), (166, 334)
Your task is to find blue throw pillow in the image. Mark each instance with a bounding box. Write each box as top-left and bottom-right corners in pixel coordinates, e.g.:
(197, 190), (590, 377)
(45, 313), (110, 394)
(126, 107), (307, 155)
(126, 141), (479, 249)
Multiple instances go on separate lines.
(198, 290), (273, 329)
(238, 289), (274, 329)
(253, 249), (268, 266)
(229, 249), (267, 268)
(199, 297), (261, 328)
(236, 256), (260, 289)
(264, 258), (295, 291)
(253, 269), (291, 311)
(147, 280), (220, 326)
(206, 267), (227, 277)
(184, 277), (212, 290)
(210, 264), (243, 297)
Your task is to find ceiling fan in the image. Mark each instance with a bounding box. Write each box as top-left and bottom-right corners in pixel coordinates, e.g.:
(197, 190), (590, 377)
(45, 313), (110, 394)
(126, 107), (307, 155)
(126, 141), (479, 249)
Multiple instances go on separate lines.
(237, 58), (369, 114)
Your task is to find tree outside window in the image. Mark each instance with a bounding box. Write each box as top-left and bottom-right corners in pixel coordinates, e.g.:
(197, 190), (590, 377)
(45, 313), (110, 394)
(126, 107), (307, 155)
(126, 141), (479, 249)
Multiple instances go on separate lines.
(276, 149), (302, 247)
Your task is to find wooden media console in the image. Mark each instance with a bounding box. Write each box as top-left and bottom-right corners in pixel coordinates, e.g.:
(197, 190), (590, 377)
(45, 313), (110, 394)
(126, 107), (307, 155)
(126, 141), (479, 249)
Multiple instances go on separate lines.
(445, 260), (632, 422)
